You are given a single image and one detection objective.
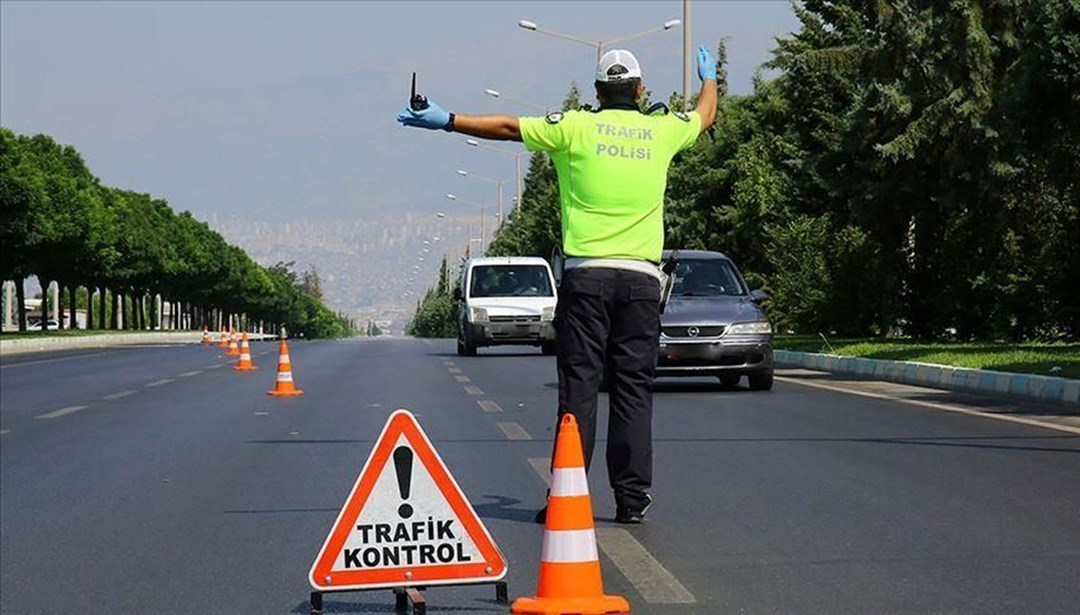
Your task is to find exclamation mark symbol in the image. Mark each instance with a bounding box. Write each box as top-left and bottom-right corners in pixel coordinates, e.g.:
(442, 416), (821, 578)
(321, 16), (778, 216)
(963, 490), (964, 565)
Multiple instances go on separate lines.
(393, 446), (414, 519)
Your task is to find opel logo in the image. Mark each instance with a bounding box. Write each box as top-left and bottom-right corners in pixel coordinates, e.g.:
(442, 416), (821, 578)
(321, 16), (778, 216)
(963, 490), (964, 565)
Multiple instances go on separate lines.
(687, 326), (700, 338)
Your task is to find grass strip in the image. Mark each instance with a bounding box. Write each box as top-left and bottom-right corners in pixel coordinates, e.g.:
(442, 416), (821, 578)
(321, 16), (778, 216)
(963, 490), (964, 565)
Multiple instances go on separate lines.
(773, 335), (1080, 380)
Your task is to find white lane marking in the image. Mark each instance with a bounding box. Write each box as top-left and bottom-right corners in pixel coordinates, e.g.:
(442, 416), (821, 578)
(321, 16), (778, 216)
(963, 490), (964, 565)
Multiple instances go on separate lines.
(101, 390), (136, 401)
(145, 379), (174, 387)
(448, 367), (463, 374)
(0, 429), (10, 435)
(526, 458), (697, 604)
(776, 377), (1080, 436)
(36, 405), (88, 420)
(497, 421), (532, 440)
(367, 403), (383, 408)
(595, 528), (697, 604)
(443, 361), (456, 367)
(454, 375), (471, 383)
(529, 458), (551, 485)
(177, 370), (202, 377)
(205, 364), (225, 369)
(478, 400), (503, 413)
(464, 385), (484, 396)
(0, 351), (112, 369)
(254, 411), (270, 416)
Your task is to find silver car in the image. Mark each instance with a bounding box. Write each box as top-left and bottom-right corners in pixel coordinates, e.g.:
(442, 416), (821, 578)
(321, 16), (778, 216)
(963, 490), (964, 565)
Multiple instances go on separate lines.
(657, 250), (774, 390)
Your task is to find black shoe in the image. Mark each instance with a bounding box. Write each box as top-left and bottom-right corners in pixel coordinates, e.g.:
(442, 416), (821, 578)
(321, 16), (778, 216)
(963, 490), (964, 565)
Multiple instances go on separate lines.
(534, 506), (547, 524)
(615, 494), (652, 524)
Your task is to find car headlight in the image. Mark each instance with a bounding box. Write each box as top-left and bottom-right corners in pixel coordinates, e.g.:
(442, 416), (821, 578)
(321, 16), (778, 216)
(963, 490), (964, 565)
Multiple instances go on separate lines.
(541, 306), (555, 322)
(470, 307), (489, 323)
(727, 321), (772, 335)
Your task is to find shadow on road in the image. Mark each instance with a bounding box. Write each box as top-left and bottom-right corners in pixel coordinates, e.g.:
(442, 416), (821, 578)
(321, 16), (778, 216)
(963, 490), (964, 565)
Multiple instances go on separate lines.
(472, 494), (539, 524)
(292, 597), (502, 613)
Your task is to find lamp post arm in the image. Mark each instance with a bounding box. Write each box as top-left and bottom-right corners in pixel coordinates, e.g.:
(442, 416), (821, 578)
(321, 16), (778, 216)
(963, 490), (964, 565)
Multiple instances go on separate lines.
(531, 25), (599, 49)
(604, 25), (668, 47)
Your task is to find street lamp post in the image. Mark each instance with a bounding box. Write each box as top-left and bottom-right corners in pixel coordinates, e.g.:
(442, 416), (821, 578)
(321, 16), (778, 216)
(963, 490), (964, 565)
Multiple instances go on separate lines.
(465, 139), (528, 204)
(446, 193), (496, 252)
(518, 18), (681, 63)
(456, 169), (511, 229)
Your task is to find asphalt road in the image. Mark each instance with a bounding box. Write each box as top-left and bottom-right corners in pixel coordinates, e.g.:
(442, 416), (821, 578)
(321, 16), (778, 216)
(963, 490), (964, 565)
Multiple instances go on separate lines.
(2, 338), (1079, 614)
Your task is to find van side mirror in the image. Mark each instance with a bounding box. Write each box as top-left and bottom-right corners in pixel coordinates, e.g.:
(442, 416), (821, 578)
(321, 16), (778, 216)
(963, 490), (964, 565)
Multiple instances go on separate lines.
(453, 287), (462, 301)
(750, 289), (768, 303)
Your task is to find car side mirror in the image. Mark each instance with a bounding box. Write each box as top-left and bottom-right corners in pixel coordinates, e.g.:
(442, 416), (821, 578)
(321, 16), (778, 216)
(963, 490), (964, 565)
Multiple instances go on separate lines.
(750, 289), (769, 303)
(453, 287), (462, 301)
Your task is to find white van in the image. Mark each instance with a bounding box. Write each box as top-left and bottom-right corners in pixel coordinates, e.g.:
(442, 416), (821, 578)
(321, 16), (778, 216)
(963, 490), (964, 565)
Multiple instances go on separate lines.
(455, 256), (558, 356)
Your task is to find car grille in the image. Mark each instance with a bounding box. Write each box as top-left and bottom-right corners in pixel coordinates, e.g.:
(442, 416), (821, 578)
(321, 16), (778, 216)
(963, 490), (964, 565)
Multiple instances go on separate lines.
(490, 315), (541, 323)
(662, 325), (725, 338)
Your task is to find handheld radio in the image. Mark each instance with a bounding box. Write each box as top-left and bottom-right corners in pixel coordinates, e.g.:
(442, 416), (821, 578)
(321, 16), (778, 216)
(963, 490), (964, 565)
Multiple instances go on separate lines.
(410, 72), (429, 111)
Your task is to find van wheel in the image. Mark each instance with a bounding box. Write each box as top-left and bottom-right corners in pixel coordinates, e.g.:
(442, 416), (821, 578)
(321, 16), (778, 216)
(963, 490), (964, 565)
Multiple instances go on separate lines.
(748, 372), (773, 391)
(541, 341), (557, 356)
(459, 334), (477, 357)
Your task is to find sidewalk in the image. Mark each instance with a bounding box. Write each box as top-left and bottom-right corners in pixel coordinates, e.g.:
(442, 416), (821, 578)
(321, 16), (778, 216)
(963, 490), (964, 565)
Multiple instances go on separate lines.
(774, 350), (1079, 406)
(0, 332), (277, 356)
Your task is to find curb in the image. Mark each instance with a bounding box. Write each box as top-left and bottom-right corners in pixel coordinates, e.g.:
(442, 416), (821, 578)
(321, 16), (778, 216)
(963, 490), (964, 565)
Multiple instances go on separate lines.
(0, 332), (277, 356)
(774, 350), (1079, 406)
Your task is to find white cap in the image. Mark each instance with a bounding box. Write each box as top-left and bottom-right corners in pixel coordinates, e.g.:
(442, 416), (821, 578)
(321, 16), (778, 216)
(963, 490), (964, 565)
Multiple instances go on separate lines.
(595, 49), (642, 83)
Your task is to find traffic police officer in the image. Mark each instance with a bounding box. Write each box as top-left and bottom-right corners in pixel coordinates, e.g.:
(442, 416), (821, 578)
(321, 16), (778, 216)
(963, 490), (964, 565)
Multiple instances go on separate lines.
(398, 45), (718, 523)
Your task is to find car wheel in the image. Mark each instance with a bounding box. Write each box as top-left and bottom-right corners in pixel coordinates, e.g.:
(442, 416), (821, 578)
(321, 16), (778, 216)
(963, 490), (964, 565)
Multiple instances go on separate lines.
(718, 374), (741, 388)
(541, 341), (557, 356)
(748, 372), (773, 391)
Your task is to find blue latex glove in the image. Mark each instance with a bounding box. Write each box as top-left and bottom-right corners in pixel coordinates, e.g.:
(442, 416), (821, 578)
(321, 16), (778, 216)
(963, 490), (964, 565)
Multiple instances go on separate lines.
(697, 44), (717, 82)
(396, 101), (450, 130)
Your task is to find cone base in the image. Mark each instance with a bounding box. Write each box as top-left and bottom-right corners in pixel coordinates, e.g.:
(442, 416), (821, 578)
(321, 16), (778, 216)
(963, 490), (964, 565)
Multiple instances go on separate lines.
(267, 389), (303, 396)
(234, 366), (258, 371)
(511, 595), (629, 615)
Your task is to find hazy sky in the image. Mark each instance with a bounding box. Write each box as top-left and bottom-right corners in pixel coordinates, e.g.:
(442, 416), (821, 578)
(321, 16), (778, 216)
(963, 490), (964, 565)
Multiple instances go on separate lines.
(2, 1), (801, 223)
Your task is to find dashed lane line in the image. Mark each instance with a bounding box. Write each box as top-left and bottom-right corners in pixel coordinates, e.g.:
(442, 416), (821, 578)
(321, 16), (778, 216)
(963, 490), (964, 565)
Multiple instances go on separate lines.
(448, 367), (463, 374)
(455, 375), (471, 383)
(145, 379), (174, 387)
(101, 390), (135, 401)
(464, 385), (484, 396)
(205, 364), (225, 369)
(595, 528), (697, 604)
(526, 457), (697, 605)
(0, 351), (111, 369)
(0, 429), (10, 435)
(178, 370), (202, 377)
(496, 421), (532, 440)
(477, 400), (503, 413)
(36, 405), (88, 420)
(776, 376), (1080, 436)
(528, 458), (551, 483)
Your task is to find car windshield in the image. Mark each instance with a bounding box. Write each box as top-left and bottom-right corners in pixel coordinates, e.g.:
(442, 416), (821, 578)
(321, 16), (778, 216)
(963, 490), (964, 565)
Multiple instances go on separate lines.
(469, 265), (553, 298)
(670, 258), (746, 297)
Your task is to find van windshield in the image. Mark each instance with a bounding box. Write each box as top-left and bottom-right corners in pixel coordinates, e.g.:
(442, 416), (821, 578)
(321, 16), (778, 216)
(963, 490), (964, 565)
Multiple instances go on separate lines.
(469, 265), (553, 298)
(670, 259), (747, 297)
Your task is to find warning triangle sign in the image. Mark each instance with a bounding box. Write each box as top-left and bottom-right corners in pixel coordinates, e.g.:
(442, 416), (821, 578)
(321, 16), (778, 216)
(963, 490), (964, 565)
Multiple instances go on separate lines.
(309, 409), (508, 591)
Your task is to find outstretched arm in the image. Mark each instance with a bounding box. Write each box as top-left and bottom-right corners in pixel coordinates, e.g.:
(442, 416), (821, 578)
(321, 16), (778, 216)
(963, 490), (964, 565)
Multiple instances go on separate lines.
(396, 102), (522, 141)
(453, 114), (522, 141)
(695, 44), (719, 134)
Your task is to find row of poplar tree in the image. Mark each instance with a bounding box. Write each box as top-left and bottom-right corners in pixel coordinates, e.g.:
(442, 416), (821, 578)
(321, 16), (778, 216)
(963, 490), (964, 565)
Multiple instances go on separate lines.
(0, 128), (353, 338)
(474, 0), (1078, 341)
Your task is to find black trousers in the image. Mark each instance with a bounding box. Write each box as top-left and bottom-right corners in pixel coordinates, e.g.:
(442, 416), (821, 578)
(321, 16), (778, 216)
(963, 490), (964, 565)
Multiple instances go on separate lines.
(553, 267), (660, 511)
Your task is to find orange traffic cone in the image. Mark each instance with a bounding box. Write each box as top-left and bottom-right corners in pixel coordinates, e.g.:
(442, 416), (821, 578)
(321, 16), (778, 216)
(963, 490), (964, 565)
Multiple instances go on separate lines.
(227, 329), (240, 356)
(218, 328), (229, 348)
(233, 331), (257, 371)
(201, 327), (211, 344)
(267, 339), (303, 396)
(512, 415), (629, 615)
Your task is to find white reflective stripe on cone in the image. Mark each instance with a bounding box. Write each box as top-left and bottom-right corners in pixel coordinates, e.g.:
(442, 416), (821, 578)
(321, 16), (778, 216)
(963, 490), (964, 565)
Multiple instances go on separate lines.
(240, 353), (251, 360)
(550, 467), (590, 497)
(540, 529), (599, 563)
(279, 354), (290, 362)
(277, 372), (293, 382)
